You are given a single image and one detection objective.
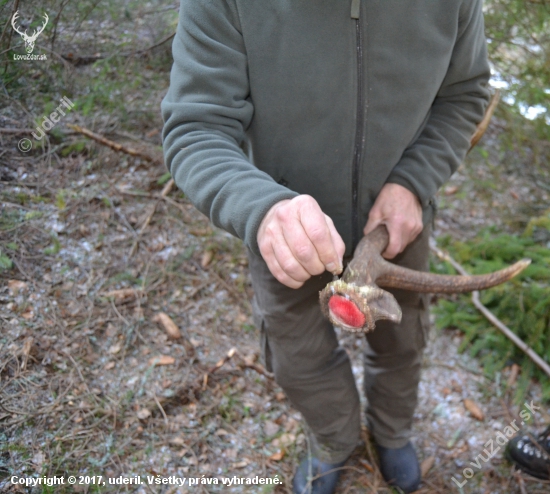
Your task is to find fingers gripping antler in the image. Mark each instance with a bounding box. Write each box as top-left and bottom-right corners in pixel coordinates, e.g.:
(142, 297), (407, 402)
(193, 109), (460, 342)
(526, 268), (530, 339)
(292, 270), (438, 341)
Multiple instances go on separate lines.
(319, 225), (531, 333)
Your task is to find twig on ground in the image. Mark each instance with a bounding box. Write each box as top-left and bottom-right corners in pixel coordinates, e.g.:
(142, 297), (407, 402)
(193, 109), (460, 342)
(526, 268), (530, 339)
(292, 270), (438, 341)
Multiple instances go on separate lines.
(128, 178), (174, 257)
(470, 90), (500, 150)
(153, 394), (169, 425)
(430, 240), (550, 379)
(115, 188), (193, 222)
(0, 128), (36, 134)
(67, 124), (159, 162)
(69, 123), (174, 258)
(61, 32), (176, 65)
(515, 471), (528, 494)
(202, 347), (237, 390)
(199, 262), (252, 313)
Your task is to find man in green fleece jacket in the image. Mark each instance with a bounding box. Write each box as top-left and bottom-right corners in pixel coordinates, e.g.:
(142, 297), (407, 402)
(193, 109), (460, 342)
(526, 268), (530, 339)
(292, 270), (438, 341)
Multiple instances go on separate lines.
(162, 1), (490, 492)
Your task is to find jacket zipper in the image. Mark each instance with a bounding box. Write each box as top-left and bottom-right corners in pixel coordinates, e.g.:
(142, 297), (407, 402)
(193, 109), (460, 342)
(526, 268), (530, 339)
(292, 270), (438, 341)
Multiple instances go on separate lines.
(351, 0), (364, 248)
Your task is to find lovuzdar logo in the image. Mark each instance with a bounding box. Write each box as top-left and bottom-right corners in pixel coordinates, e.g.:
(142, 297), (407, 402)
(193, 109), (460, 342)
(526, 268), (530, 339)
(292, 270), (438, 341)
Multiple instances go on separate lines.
(11, 10), (48, 60)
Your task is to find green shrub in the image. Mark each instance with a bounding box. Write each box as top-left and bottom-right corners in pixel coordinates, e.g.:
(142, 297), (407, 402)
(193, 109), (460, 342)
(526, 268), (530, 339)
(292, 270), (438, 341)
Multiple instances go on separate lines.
(432, 222), (550, 403)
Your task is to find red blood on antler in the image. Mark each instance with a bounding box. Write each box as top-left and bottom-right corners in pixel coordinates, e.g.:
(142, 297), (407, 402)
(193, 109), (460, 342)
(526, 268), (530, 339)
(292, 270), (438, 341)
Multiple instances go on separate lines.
(319, 225), (530, 333)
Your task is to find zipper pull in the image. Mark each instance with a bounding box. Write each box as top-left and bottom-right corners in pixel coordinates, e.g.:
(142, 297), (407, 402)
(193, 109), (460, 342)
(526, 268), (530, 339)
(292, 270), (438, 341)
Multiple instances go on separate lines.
(351, 0), (360, 19)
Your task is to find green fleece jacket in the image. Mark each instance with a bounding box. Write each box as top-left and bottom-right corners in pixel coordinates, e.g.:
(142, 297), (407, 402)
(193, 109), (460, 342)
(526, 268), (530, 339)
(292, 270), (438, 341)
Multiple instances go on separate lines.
(162, 0), (490, 257)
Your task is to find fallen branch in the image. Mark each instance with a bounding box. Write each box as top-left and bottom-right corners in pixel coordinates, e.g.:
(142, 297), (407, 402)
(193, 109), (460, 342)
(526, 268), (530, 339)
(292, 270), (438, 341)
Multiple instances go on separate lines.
(61, 32), (175, 65)
(0, 128), (36, 134)
(67, 125), (173, 258)
(470, 90), (500, 150)
(145, 347), (273, 413)
(430, 240), (550, 379)
(67, 124), (159, 162)
(128, 178), (174, 257)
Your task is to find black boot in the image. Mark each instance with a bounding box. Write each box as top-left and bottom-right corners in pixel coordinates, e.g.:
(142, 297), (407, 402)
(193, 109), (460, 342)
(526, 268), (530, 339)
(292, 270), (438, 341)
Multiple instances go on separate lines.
(506, 426), (550, 480)
(292, 456), (346, 494)
(375, 441), (421, 493)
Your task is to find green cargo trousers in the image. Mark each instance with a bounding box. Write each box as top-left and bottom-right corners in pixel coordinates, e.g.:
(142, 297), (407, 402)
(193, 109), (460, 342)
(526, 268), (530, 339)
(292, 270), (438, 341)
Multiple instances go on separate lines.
(248, 222), (431, 464)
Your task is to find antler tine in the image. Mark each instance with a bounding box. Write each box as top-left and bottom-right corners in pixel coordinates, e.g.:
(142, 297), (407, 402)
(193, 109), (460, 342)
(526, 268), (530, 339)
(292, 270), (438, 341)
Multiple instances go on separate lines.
(11, 11), (27, 37)
(348, 225), (530, 293)
(29, 12), (49, 40)
(376, 257), (531, 293)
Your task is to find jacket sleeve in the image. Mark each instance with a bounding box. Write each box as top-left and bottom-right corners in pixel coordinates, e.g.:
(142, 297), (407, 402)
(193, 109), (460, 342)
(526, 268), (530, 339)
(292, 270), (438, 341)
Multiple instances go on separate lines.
(386, 0), (491, 207)
(161, 0), (298, 255)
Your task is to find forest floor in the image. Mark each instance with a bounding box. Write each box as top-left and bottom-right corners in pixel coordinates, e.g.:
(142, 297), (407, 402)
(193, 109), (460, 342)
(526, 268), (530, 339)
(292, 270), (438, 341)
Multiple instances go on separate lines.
(1, 2), (550, 493)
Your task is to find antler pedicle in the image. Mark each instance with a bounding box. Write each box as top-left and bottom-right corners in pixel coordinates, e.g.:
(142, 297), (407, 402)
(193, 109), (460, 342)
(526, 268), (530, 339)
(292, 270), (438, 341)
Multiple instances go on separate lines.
(319, 225), (531, 333)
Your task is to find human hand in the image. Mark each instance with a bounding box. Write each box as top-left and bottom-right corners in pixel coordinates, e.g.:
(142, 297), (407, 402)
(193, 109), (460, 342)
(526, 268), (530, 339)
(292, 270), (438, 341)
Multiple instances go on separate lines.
(257, 195), (345, 289)
(363, 183), (423, 259)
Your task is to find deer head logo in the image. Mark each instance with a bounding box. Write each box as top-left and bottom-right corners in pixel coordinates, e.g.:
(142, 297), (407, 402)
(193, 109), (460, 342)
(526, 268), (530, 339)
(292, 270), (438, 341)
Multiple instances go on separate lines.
(11, 11), (49, 54)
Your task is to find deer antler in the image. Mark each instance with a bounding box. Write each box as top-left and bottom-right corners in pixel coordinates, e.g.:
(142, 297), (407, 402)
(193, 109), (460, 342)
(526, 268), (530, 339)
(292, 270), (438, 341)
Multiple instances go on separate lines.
(320, 91), (519, 333)
(11, 11), (26, 38)
(319, 225), (530, 333)
(32, 12), (50, 39)
(31, 13), (49, 40)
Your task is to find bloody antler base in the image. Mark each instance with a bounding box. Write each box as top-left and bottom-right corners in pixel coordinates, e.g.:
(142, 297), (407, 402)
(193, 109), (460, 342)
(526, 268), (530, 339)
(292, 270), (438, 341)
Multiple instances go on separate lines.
(319, 225), (531, 333)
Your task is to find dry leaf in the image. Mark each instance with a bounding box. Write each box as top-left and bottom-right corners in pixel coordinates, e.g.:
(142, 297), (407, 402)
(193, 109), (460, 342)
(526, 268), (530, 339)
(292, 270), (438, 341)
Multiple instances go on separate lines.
(190, 338), (203, 348)
(21, 307), (34, 320)
(137, 408), (151, 420)
(285, 417), (299, 433)
(189, 228), (211, 237)
(102, 288), (143, 304)
(225, 448), (237, 460)
(358, 458), (374, 473)
(169, 436), (186, 446)
(22, 337), (34, 357)
(201, 250), (213, 268)
(104, 362), (115, 370)
(149, 355), (175, 366)
(8, 280), (27, 295)
(153, 312), (182, 339)
(146, 129), (160, 138)
(264, 421), (279, 437)
(420, 456), (436, 477)
(444, 185), (460, 196)
(507, 363), (520, 387)
(464, 398), (484, 421)
(32, 451), (45, 469)
(232, 460), (248, 469)
(269, 450), (285, 461)
(108, 343), (122, 355)
(275, 392), (286, 402)
(272, 433), (295, 449)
